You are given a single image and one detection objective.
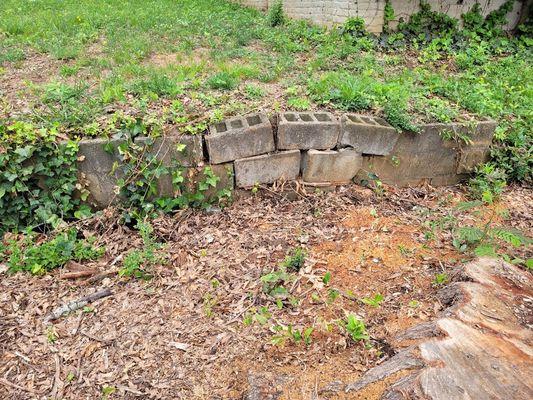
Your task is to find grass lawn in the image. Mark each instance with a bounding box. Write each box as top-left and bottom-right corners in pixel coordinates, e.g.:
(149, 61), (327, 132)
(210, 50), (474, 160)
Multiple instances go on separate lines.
(0, 0), (530, 137)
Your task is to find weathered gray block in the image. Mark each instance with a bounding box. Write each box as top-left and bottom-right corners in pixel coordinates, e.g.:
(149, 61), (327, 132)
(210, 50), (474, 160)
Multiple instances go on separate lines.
(132, 134), (203, 197)
(277, 112), (340, 150)
(455, 118), (495, 174)
(78, 138), (125, 208)
(135, 132), (203, 167)
(203, 163), (234, 198)
(302, 149), (362, 183)
(339, 114), (399, 155)
(353, 120), (494, 187)
(457, 146), (490, 174)
(234, 150), (301, 188)
(206, 113), (275, 164)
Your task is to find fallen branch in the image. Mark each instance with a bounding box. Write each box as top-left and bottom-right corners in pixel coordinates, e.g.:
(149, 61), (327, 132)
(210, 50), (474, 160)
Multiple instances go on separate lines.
(44, 288), (113, 322)
(60, 269), (97, 279)
(81, 270), (118, 285)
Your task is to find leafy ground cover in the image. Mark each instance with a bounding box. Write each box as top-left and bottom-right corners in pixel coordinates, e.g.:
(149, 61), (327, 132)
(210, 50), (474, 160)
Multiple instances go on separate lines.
(0, 0), (531, 233)
(0, 1), (531, 173)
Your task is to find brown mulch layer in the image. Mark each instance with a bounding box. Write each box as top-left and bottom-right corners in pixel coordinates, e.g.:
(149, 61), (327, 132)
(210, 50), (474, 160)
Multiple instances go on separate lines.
(1, 184), (531, 399)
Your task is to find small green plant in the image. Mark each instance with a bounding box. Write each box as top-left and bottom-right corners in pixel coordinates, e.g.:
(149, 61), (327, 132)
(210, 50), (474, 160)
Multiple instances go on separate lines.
(287, 96), (311, 110)
(433, 273), (449, 286)
(322, 271), (332, 285)
(361, 293), (384, 307)
(342, 17), (367, 38)
(46, 326), (58, 343)
(119, 221), (162, 279)
(327, 288), (340, 304)
(206, 72), (239, 90)
(383, 0), (395, 33)
(268, 0), (285, 27)
(408, 300), (420, 308)
(469, 164), (507, 204)
(101, 385), (116, 400)
(244, 84), (265, 99)
(260, 267), (294, 299)
(243, 306), (271, 326)
(202, 292), (217, 317)
(271, 324), (313, 346)
(2, 229), (104, 275)
(341, 315), (369, 342)
(281, 247), (306, 272)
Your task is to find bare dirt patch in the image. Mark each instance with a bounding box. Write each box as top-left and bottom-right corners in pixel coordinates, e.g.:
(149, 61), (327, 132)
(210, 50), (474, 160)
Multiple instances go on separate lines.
(0, 185), (530, 399)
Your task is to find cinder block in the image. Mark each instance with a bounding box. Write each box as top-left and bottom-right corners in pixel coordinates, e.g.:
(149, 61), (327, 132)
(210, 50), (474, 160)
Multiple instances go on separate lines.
(277, 112), (340, 150)
(302, 148), (362, 183)
(234, 150), (301, 188)
(135, 132), (203, 167)
(339, 114), (399, 155)
(457, 147), (490, 174)
(202, 163), (234, 199)
(77, 138), (125, 208)
(354, 123), (461, 187)
(206, 113), (275, 164)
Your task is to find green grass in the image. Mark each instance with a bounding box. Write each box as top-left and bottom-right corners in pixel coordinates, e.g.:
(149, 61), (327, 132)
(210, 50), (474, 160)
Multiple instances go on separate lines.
(0, 0), (531, 182)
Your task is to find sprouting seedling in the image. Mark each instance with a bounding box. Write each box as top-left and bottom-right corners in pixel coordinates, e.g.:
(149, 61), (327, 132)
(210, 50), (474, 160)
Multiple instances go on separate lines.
(281, 247), (306, 272)
(361, 293), (384, 307)
(408, 300), (420, 308)
(342, 315), (369, 342)
(271, 325), (314, 346)
(322, 271), (332, 285)
(433, 273), (449, 286)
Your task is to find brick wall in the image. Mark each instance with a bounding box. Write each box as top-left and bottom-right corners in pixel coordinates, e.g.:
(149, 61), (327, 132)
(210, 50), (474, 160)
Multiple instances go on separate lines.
(236, 0), (522, 32)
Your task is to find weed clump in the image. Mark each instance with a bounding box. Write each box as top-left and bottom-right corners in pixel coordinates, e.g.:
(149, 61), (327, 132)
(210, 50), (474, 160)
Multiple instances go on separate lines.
(119, 221), (162, 279)
(1, 229), (104, 275)
(268, 0), (285, 27)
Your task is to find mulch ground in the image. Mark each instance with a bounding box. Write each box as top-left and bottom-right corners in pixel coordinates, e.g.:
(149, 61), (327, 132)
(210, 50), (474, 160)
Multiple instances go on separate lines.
(1, 184), (531, 399)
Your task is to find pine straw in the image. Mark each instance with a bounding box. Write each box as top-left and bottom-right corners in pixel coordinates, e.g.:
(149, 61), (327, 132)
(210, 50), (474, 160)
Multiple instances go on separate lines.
(1, 184), (531, 399)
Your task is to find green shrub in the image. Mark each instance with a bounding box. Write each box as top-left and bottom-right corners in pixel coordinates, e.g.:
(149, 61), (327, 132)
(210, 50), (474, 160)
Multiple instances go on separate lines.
(119, 221), (161, 279)
(468, 163), (507, 203)
(206, 72), (239, 90)
(1, 228), (104, 275)
(342, 17), (367, 38)
(268, 0), (285, 27)
(0, 122), (87, 233)
(281, 247), (306, 272)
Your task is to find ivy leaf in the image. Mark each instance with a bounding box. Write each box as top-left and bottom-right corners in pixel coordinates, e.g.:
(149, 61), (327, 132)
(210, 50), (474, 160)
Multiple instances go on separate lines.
(474, 244), (497, 257)
(14, 145), (34, 159)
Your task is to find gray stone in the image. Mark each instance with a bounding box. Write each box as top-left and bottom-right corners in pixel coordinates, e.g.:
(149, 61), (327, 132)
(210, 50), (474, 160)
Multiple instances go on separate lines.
(77, 138), (125, 208)
(339, 114), (399, 155)
(202, 163), (234, 199)
(353, 120), (494, 187)
(234, 150), (301, 188)
(277, 112), (340, 150)
(302, 148), (362, 183)
(354, 123), (461, 188)
(457, 147), (490, 174)
(206, 113), (275, 164)
(455, 118), (495, 174)
(134, 132), (203, 167)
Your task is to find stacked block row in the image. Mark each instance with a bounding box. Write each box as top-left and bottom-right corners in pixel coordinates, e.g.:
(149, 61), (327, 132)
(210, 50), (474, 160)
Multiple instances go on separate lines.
(78, 112), (496, 208)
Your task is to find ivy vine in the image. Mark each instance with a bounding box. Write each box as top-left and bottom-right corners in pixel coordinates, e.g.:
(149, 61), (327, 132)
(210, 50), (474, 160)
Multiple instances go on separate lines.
(0, 121), (89, 234)
(105, 131), (232, 223)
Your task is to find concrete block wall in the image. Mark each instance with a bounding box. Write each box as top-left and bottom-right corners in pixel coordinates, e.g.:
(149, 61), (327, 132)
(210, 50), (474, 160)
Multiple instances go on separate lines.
(236, 0), (522, 32)
(78, 112), (495, 208)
